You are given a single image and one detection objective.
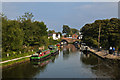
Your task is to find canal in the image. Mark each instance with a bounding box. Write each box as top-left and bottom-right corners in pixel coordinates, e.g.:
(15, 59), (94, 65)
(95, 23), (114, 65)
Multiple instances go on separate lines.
(2, 44), (120, 78)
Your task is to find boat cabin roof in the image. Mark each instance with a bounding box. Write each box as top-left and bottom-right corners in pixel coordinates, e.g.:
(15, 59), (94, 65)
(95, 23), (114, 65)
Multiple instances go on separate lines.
(48, 45), (55, 49)
(36, 50), (42, 53)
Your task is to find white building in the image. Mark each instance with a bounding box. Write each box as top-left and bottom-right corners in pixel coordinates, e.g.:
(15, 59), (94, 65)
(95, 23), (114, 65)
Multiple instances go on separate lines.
(77, 35), (83, 39)
(48, 33), (61, 40)
(53, 33), (60, 40)
(78, 32), (83, 39)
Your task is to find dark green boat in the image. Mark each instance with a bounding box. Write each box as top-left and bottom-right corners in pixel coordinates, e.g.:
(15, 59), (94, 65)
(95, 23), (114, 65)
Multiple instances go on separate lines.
(31, 55), (56, 67)
(48, 45), (59, 56)
(30, 45), (59, 61)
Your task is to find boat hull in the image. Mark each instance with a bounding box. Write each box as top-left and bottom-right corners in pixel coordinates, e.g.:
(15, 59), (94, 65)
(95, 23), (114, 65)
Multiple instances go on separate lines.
(51, 50), (59, 56)
(30, 54), (51, 61)
(30, 50), (59, 61)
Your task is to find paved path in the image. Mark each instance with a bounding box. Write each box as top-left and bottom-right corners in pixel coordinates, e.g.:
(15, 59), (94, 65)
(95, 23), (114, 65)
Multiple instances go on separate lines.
(89, 48), (120, 60)
(0, 55), (31, 64)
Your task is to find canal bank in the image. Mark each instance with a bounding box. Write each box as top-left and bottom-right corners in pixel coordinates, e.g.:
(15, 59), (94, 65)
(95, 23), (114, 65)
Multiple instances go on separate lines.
(1, 44), (60, 69)
(2, 44), (120, 79)
(1, 57), (31, 69)
(89, 48), (120, 60)
(1, 51), (34, 69)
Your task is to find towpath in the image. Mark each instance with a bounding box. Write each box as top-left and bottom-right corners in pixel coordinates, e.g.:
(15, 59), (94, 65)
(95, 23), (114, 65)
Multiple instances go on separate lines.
(0, 55), (31, 64)
(89, 48), (120, 60)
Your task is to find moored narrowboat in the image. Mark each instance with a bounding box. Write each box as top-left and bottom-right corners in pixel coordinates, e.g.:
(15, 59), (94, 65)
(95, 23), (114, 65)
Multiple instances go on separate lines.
(30, 45), (59, 61)
(31, 55), (56, 67)
(30, 49), (51, 61)
(48, 45), (59, 56)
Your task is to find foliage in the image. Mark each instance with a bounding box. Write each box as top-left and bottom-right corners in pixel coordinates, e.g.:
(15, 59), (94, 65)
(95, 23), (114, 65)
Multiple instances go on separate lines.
(2, 12), (57, 58)
(62, 25), (71, 36)
(48, 30), (62, 37)
(18, 13), (48, 46)
(70, 28), (79, 35)
(80, 18), (120, 49)
(2, 18), (24, 52)
(48, 37), (58, 45)
(48, 30), (55, 34)
(62, 25), (79, 37)
(58, 32), (62, 37)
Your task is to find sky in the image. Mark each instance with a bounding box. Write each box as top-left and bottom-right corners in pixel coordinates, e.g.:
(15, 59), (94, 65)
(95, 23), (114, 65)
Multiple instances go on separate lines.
(2, 0), (120, 2)
(2, 2), (118, 32)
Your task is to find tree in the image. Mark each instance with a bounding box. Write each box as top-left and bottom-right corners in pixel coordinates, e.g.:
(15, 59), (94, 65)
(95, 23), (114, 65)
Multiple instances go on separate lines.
(19, 12), (48, 46)
(2, 18), (24, 52)
(48, 30), (55, 34)
(33, 21), (48, 46)
(18, 12), (35, 46)
(2, 12), (49, 54)
(18, 12), (34, 22)
(62, 25), (71, 36)
(58, 32), (62, 37)
(80, 18), (120, 49)
(71, 28), (79, 35)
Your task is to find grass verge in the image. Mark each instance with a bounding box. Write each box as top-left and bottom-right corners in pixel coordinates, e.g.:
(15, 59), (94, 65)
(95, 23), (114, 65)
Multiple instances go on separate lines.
(1, 57), (30, 69)
(2, 51), (35, 61)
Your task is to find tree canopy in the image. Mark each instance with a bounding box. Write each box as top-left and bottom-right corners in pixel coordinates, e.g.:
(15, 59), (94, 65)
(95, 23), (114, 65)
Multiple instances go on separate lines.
(62, 25), (71, 35)
(80, 18), (120, 49)
(2, 12), (50, 54)
(62, 25), (79, 36)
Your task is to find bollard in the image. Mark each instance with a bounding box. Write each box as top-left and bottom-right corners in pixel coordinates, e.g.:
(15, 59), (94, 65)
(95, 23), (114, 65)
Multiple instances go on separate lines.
(117, 50), (119, 56)
(19, 51), (21, 54)
(13, 52), (15, 55)
(43, 46), (45, 50)
(7, 53), (9, 57)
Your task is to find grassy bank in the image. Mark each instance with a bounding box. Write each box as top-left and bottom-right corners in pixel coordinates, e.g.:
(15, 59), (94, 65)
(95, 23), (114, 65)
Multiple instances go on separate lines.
(2, 51), (35, 61)
(1, 57), (30, 69)
(2, 38), (61, 61)
(1, 39), (61, 69)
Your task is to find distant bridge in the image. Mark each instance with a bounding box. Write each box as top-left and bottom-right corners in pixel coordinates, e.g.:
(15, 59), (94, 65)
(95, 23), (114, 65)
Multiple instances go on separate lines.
(61, 37), (80, 44)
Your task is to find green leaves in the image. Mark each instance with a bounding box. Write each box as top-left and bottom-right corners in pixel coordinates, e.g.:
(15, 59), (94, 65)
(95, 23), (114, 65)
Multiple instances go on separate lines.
(2, 12), (49, 53)
(62, 25), (71, 34)
(2, 19), (24, 52)
(81, 18), (120, 49)
(62, 25), (79, 36)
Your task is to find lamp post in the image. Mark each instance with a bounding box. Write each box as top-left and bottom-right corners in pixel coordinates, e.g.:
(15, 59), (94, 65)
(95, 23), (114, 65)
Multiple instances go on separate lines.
(98, 24), (101, 51)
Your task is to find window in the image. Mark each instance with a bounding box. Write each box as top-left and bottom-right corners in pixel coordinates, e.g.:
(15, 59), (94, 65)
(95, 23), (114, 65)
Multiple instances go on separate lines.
(44, 52), (46, 55)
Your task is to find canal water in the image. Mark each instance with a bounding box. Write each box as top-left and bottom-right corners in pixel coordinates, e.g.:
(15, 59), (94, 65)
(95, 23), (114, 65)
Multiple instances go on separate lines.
(2, 44), (120, 78)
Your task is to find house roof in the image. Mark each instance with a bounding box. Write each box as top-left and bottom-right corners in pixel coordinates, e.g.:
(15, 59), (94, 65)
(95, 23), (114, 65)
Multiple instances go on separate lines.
(48, 33), (53, 36)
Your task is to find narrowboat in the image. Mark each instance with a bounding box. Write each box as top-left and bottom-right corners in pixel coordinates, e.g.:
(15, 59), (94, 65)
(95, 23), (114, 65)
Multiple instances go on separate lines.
(48, 45), (59, 56)
(30, 49), (51, 61)
(31, 55), (56, 67)
(30, 45), (59, 61)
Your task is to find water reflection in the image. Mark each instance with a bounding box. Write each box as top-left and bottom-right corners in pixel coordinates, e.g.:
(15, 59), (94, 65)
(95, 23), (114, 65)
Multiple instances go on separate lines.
(3, 61), (40, 78)
(2, 44), (120, 79)
(31, 56), (56, 67)
(61, 44), (77, 52)
(80, 51), (120, 78)
(2, 55), (57, 78)
(80, 52), (98, 65)
(62, 44), (77, 60)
